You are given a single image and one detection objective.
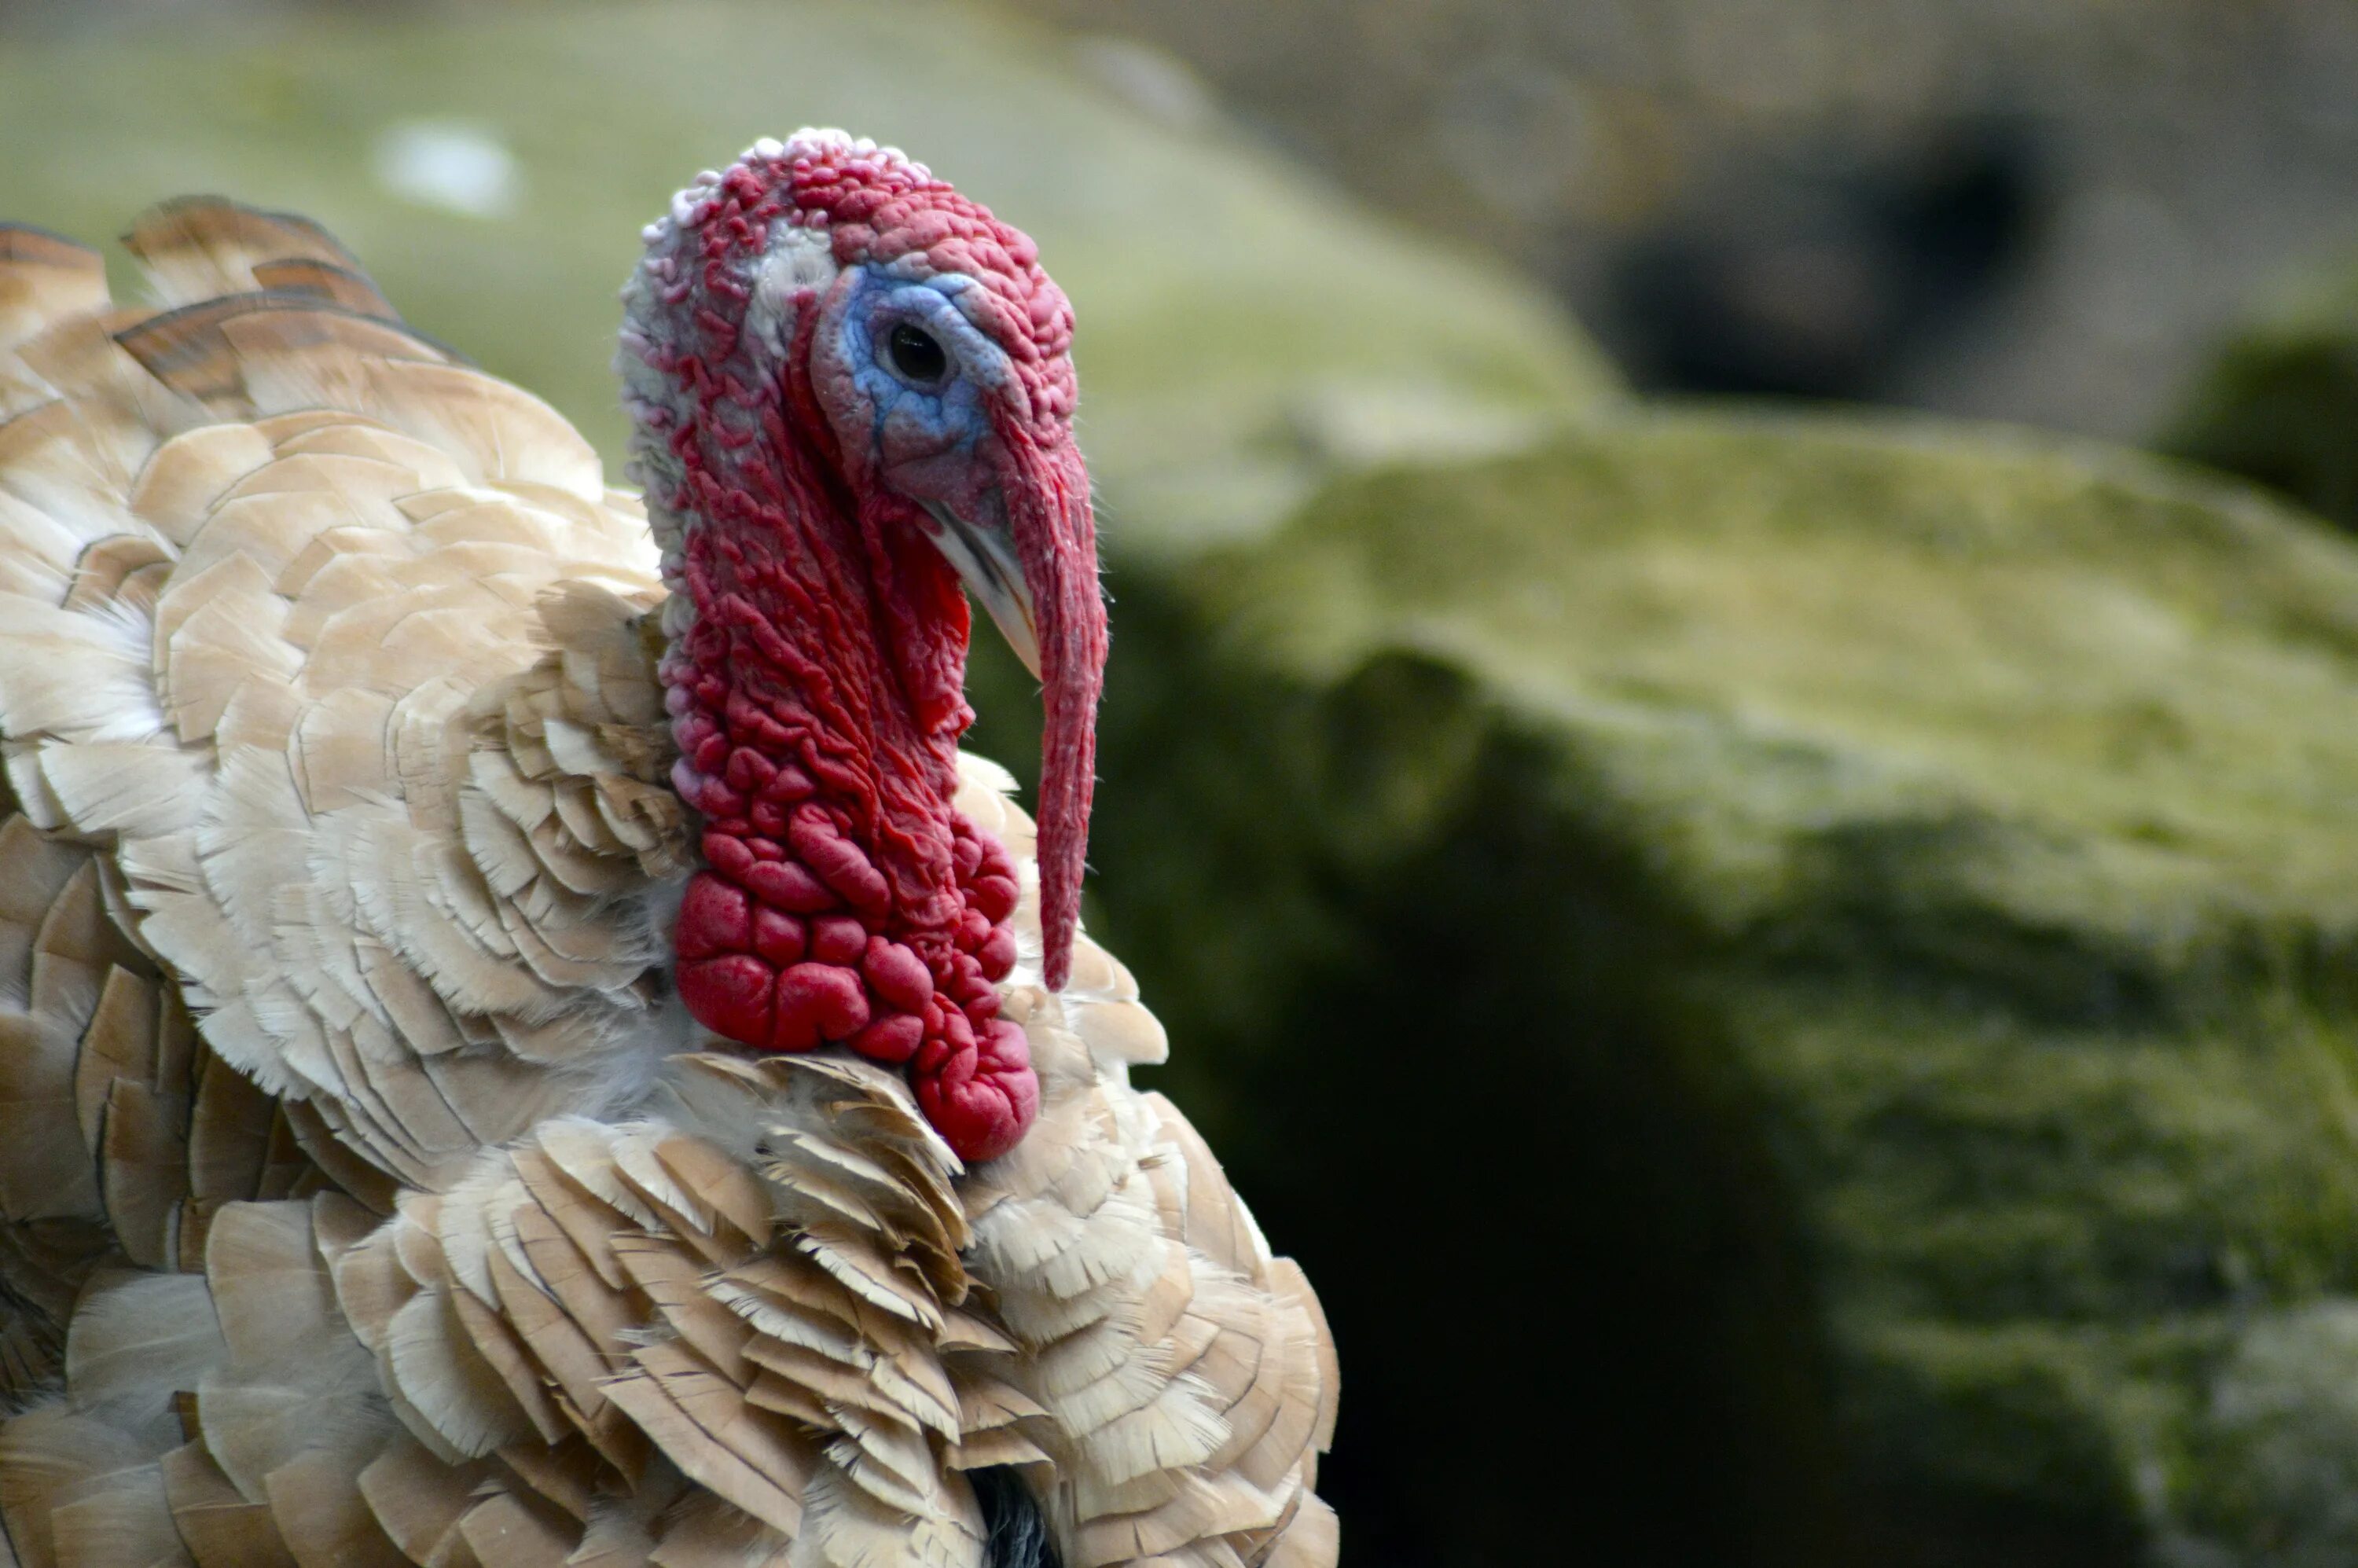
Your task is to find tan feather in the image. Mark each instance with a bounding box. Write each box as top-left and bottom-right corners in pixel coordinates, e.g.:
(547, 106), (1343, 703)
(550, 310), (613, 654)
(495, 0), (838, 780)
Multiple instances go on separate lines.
(0, 1406), (152, 1568)
(1265, 1259), (1337, 1460)
(258, 1447), (410, 1568)
(490, 1435), (599, 1525)
(453, 1489), (575, 1568)
(642, 1486), (773, 1568)
(480, 1244), (611, 1433)
(63, 1270), (222, 1451)
(382, 1285), (537, 1459)
(606, 1342), (809, 1540)
(354, 1437), (493, 1564)
(0, 1024), (101, 1226)
(158, 1441), (298, 1568)
(122, 200), (362, 305)
(182, 1049), (277, 1205)
(45, 1458), (189, 1568)
(0, 227), (108, 353)
(245, 261), (401, 325)
(1260, 1493), (1338, 1568)
(72, 967), (157, 1148)
(446, 1285), (569, 1447)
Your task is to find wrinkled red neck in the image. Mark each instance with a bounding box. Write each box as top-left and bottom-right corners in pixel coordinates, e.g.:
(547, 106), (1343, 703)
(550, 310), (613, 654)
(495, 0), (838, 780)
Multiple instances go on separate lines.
(654, 332), (1039, 1163)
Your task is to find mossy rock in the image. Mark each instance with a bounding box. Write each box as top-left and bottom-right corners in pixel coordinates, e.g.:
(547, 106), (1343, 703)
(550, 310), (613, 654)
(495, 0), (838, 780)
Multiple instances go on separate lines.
(2161, 258), (2358, 533)
(0, 0), (1612, 551)
(967, 412), (2358, 1566)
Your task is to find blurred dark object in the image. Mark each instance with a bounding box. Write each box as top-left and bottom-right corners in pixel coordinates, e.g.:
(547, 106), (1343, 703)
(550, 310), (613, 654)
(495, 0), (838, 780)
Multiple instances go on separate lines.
(1603, 122), (2044, 399)
(16, 0), (2358, 440)
(2160, 263), (2358, 531)
(1019, 0), (2358, 440)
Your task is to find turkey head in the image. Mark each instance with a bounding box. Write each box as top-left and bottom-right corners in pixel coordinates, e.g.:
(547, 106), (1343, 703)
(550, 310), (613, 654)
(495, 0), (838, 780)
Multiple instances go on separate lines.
(619, 133), (1107, 1162)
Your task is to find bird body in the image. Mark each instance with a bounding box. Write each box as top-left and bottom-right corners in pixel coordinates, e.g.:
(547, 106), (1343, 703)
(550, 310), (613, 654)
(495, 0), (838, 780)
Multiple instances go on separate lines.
(0, 133), (1335, 1567)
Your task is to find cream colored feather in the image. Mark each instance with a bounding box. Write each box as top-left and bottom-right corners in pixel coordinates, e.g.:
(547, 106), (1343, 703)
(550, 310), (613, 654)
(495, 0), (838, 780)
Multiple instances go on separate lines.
(0, 202), (1335, 1567)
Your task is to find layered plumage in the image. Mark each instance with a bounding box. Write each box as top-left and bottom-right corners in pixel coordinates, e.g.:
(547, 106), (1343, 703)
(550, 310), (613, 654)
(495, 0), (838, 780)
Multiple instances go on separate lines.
(0, 153), (1335, 1567)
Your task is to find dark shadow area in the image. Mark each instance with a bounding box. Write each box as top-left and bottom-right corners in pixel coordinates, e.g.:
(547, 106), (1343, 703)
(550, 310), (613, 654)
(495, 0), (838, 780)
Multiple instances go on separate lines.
(970, 588), (1850, 1566)
(2163, 323), (2358, 534)
(1600, 119), (2047, 402)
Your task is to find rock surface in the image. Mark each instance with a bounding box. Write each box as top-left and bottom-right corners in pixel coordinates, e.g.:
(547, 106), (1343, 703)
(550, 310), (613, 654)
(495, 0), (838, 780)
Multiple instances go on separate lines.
(969, 412), (2358, 1566)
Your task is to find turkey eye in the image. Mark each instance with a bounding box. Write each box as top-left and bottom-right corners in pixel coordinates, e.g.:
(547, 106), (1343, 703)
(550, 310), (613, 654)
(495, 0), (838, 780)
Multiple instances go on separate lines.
(887, 322), (948, 384)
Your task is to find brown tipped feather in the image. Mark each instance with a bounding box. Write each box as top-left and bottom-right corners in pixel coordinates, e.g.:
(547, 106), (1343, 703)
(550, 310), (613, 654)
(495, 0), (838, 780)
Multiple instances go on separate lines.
(113, 296), (445, 408)
(121, 198), (361, 307)
(0, 226), (108, 354)
(0, 228), (99, 270)
(246, 259), (400, 323)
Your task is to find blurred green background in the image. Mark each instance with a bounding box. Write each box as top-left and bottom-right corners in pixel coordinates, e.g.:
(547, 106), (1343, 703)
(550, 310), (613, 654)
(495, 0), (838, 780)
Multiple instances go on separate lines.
(9, 2), (2358, 1564)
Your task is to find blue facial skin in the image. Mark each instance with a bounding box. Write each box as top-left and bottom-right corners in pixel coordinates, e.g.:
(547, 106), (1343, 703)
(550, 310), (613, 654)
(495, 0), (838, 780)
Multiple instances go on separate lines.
(836, 265), (1018, 479)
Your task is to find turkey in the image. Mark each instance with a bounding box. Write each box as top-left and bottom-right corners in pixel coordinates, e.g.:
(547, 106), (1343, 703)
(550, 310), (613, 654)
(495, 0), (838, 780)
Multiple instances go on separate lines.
(0, 130), (1337, 1568)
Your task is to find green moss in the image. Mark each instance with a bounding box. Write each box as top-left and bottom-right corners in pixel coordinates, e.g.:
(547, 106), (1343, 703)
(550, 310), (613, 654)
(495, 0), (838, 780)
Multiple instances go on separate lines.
(1232, 414), (2358, 921)
(2162, 258), (2358, 532)
(2180, 1302), (2358, 1565)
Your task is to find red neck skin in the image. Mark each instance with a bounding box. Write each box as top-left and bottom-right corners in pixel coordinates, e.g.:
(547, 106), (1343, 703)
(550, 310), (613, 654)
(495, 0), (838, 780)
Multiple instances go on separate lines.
(657, 315), (1039, 1163)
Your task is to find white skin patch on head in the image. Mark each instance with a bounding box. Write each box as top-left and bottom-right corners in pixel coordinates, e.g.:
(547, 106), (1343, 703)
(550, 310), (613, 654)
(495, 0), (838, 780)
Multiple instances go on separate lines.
(745, 223), (841, 357)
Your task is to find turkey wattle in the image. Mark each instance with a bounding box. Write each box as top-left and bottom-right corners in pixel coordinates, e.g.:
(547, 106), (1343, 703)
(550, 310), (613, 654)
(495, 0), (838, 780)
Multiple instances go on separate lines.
(630, 141), (1106, 1166)
(0, 130), (1337, 1568)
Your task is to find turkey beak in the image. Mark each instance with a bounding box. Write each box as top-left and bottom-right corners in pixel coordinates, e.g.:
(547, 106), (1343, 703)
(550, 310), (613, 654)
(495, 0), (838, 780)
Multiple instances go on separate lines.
(920, 498), (1041, 681)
